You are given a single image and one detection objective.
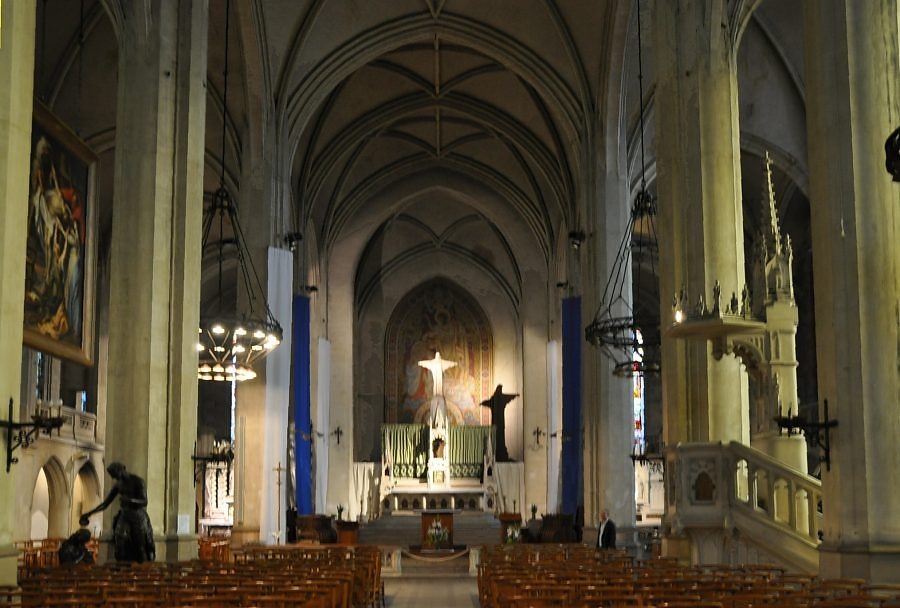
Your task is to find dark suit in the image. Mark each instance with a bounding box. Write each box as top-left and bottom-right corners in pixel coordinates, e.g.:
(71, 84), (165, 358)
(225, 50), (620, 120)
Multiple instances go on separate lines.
(596, 519), (616, 549)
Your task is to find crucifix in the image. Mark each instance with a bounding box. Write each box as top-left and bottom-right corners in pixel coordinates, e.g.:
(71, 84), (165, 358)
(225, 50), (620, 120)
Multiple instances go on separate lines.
(418, 351), (457, 428)
(532, 426), (546, 447)
(273, 461), (285, 544)
(331, 426), (343, 445)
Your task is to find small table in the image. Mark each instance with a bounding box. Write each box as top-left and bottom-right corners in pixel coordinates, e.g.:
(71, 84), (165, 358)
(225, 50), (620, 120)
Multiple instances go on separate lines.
(421, 509), (454, 550)
(335, 520), (359, 545)
(498, 512), (522, 544)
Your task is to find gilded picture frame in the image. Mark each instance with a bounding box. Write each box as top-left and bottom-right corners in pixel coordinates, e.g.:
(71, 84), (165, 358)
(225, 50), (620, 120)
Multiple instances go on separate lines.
(23, 100), (98, 366)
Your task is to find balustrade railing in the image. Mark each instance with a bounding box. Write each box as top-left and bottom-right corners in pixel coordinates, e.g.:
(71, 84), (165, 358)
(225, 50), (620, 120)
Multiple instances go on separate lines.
(35, 401), (97, 444)
(729, 441), (822, 544)
(666, 441), (822, 571)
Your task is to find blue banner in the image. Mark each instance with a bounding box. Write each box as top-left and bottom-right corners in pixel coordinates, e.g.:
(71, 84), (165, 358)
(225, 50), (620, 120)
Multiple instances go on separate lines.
(294, 295), (313, 514)
(561, 296), (582, 516)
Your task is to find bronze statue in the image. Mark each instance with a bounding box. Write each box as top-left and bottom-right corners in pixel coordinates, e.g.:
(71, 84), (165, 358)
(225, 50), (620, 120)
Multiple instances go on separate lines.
(79, 462), (156, 562)
(480, 385), (518, 462)
(58, 528), (94, 565)
(886, 126), (900, 182)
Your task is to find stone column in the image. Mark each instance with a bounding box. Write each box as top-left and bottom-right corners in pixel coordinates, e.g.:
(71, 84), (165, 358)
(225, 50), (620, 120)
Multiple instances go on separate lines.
(653, 0), (749, 561)
(653, 0), (748, 447)
(231, 127), (293, 545)
(803, 0), (900, 583)
(521, 290), (548, 520)
(0, 0), (36, 585)
(324, 253), (354, 519)
(105, 0), (207, 561)
(582, 146), (636, 533)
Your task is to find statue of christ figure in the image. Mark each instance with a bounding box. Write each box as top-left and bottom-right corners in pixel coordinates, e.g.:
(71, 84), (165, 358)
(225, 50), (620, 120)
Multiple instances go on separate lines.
(480, 385), (518, 462)
(418, 351), (457, 428)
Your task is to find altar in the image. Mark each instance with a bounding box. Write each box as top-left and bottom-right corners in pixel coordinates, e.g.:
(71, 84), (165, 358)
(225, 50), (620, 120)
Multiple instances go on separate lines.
(369, 352), (525, 520)
(380, 423), (494, 513)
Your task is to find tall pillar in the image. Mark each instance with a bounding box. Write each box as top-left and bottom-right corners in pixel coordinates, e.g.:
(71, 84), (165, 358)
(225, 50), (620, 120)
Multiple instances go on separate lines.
(803, 0), (900, 583)
(0, 0), (37, 585)
(231, 114), (294, 546)
(521, 294), (549, 519)
(582, 151), (636, 532)
(105, 0), (207, 561)
(653, 0), (749, 562)
(653, 0), (748, 447)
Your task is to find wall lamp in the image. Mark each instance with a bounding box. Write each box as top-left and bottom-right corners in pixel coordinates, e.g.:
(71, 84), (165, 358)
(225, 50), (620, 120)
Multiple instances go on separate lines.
(773, 399), (838, 471)
(1, 398), (64, 472)
(550, 429), (570, 443)
(568, 230), (586, 250)
(283, 232), (303, 251)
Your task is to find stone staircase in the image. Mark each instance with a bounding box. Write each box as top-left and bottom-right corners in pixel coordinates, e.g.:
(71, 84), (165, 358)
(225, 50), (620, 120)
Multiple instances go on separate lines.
(358, 511), (501, 548)
(359, 512), (499, 578)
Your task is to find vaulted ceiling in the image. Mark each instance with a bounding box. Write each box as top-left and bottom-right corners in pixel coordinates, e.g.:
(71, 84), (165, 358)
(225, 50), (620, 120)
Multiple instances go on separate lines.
(33, 0), (811, 317)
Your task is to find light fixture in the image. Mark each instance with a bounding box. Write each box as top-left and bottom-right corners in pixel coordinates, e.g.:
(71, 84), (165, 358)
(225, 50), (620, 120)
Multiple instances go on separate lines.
(197, 0), (281, 382)
(568, 230), (586, 250)
(585, 0), (660, 377)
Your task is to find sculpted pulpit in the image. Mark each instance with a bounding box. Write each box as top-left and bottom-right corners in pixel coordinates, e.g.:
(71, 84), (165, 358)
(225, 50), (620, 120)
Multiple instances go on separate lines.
(480, 385), (518, 462)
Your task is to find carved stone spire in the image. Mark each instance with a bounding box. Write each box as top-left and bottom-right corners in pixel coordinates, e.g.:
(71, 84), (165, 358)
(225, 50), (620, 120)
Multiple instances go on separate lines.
(764, 151), (783, 257)
(752, 152), (795, 315)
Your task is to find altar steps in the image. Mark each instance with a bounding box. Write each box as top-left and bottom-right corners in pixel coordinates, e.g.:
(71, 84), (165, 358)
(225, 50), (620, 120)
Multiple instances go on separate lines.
(398, 551), (472, 578)
(358, 512), (501, 548)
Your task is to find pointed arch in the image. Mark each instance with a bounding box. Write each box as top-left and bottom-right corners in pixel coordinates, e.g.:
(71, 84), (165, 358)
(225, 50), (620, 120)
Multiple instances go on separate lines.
(384, 278), (493, 426)
(31, 457), (70, 539)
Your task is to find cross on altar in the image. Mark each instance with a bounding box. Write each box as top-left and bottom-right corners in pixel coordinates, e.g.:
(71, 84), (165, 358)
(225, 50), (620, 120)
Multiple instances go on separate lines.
(418, 351), (457, 429)
(273, 461), (285, 544)
(418, 351), (456, 398)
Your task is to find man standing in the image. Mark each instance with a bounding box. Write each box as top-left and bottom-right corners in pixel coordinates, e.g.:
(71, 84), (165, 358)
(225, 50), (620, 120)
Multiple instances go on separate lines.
(596, 509), (616, 549)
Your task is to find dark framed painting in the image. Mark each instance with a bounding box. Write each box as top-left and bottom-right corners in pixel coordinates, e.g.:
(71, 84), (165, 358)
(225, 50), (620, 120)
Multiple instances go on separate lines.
(23, 100), (98, 366)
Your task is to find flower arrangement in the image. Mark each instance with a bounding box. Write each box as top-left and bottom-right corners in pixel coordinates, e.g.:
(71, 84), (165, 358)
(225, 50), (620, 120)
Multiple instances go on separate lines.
(505, 526), (521, 544)
(426, 517), (450, 548)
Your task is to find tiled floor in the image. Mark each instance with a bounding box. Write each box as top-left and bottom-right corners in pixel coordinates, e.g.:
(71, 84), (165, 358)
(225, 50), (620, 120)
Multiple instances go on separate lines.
(383, 575), (480, 607)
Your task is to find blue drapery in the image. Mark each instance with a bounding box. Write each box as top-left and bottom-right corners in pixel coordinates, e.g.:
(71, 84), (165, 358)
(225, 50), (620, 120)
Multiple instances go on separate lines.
(293, 295), (313, 514)
(561, 296), (583, 515)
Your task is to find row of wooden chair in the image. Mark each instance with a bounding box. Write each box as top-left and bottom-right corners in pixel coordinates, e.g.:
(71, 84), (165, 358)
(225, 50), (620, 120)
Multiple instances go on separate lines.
(15, 537), (100, 578)
(198, 537), (233, 563)
(3, 544), (382, 607)
(477, 544), (900, 608)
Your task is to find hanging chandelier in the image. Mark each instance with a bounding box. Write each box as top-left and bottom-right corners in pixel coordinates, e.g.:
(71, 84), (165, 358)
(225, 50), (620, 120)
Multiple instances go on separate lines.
(585, 0), (660, 377)
(197, 0), (281, 382)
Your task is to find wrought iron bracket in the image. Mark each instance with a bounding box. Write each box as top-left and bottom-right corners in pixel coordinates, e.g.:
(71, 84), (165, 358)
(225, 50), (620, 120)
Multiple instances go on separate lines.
(0, 397), (65, 473)
(549, 429), (570, 443)
(629, 445), (666, 476)
(773, 399), (838, 471)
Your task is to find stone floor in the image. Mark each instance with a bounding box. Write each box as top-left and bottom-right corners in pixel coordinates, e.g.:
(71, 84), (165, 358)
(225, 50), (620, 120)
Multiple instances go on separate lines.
(383, 575), (480, 607)
(361, 513), (495, 606)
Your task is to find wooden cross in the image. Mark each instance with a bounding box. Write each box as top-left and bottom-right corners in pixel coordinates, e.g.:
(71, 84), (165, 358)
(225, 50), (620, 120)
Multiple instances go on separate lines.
(273, 461), (285, 544)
